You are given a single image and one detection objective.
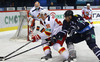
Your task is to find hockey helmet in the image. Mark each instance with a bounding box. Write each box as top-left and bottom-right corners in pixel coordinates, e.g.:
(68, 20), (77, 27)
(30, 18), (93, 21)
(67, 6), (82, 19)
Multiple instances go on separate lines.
(64, 10), (73, 17)
(40, 9), (49, 16)
(34, 1), (40, 9)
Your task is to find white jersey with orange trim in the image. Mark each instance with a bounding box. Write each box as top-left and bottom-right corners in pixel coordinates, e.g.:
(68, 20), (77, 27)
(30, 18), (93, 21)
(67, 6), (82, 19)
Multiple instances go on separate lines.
(29, 6), (44, 21)
(39, 16), (63, 40)
(38, 16), (69, 60)
(82, 6), (92, 20)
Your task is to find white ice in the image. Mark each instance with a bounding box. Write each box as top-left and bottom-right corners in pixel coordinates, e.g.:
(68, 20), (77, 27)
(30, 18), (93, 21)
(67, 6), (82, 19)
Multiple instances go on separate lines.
(0, 24), (100, 62)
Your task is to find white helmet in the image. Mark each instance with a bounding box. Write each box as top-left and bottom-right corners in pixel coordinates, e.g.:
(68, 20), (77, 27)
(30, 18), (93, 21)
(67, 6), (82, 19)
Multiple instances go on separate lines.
(34, 1), (40, 8)
(87, 3), (90, 6)
(40, 9), (49, 16)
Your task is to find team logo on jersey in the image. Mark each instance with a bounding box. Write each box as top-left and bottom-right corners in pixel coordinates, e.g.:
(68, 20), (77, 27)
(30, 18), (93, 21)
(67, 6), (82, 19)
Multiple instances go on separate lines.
(50, 12), (56, 19)
(86, 12), (89, 15)
(91, 34), (95, 39)
(78, 20), (84, 23)
(46, 24), (50, 28)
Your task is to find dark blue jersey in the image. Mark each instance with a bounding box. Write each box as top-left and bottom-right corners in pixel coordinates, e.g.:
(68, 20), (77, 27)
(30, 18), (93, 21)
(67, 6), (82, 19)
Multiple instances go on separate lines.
(62, 14), (93, 35)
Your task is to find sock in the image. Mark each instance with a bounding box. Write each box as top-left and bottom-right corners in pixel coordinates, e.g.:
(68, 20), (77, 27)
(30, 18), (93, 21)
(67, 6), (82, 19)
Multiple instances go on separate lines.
(53, 43), (69, 60)
(92, 46), (100, 60)
(43, 46), (51, 56)
(58, 47), (69, 59)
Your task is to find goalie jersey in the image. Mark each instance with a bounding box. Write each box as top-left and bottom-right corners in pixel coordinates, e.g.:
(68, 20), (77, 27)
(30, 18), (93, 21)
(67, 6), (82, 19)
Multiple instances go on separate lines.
(39, 16), (63, 39)
(29, 6), (44, 21)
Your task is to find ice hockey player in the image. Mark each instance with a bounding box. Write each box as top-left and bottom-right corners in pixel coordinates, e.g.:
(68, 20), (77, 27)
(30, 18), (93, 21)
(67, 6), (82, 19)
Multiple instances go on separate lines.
(51, 10), (100, 62)
(28, 1), (44, 36)
(30, 9), (69, 62)
(82, 3), (93, 25)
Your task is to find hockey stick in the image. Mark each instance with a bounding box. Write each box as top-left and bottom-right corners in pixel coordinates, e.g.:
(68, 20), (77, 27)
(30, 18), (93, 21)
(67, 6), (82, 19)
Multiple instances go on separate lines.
(0, 41), (48, 61)
(0, 40), (32, 60)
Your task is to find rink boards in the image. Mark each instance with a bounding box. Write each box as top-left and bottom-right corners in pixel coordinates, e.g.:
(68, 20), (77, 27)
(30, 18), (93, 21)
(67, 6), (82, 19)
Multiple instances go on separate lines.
(0, 9), (100, 32)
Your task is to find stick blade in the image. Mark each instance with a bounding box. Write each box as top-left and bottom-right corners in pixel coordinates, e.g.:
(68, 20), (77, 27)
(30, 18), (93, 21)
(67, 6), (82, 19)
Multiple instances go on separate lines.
(0, 57), (4, 61)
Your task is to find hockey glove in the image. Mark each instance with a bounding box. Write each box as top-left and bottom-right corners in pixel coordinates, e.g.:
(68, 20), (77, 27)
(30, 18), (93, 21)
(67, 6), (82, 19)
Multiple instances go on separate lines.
(68, 26), (78, 36)
(56, 32), (65, 39)
(51, 35), (58, 44)
(51, 32), (65, 44)
(31, 34), (41, 42)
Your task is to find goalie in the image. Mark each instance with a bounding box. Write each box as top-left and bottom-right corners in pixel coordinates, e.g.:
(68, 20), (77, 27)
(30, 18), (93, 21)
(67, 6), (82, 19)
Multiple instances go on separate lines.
(30, 9), (69, 62)
(28, 1), (45, 36)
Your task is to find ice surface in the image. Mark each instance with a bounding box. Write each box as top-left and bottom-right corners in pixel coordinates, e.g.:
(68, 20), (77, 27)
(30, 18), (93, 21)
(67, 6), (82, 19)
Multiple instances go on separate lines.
(0, 25), (100, 62)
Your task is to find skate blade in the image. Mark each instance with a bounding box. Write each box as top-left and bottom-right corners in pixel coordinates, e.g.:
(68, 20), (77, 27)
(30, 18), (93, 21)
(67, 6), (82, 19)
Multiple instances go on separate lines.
(41, 58), (52, 62)
(41, 59), (45, 62)
(73, 59), (77, 62)
(70, 59), (77, 62)
(64, 61), (68, 62)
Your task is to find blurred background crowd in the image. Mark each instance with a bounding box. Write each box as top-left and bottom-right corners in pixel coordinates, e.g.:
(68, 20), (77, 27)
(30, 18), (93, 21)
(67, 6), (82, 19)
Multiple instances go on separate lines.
(0, 0), (100, 11)
(0, 0), (100, 7)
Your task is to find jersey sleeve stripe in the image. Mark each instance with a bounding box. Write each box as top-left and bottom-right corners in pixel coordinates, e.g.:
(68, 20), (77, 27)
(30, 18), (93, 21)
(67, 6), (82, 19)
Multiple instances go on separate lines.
(44, 31), (51, 36)
(40, 28), (45, 33)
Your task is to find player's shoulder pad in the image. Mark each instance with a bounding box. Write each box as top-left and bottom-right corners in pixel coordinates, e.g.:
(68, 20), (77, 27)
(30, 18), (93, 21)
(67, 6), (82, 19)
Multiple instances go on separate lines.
(30, 7), (36, 12)
(63, 20), (67, 24)
(44, 16), (50, 24)
(74, 14), (83, 20)
(45, 16), (50, 22)
(90, 8), (92, 11)
(40, 6), (44, 10)
(45, 16), (55, 23)
(48, 15), (51, 21)
(83, 6), (87, 9)
(74, 14), (80, 17)
(76, 14), (83, 18)
(49, 16), (56, 22)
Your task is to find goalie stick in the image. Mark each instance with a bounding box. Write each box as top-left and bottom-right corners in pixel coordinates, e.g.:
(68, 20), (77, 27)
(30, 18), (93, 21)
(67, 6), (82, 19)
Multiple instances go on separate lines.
(0, 41), (48, 61)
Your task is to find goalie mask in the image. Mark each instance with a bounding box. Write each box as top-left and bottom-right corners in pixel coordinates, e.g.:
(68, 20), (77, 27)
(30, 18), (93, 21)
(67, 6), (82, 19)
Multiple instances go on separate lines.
(34, 1), (40, 10)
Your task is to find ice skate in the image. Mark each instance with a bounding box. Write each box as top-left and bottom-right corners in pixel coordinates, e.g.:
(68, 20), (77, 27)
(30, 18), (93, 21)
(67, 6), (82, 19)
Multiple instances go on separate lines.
(69, 50), (77, 62)
(41, 53), (52, 62)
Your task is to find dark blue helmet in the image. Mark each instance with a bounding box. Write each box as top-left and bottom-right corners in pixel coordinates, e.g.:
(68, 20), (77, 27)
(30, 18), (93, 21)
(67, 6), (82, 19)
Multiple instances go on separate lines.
(64, 10), (73, 17)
